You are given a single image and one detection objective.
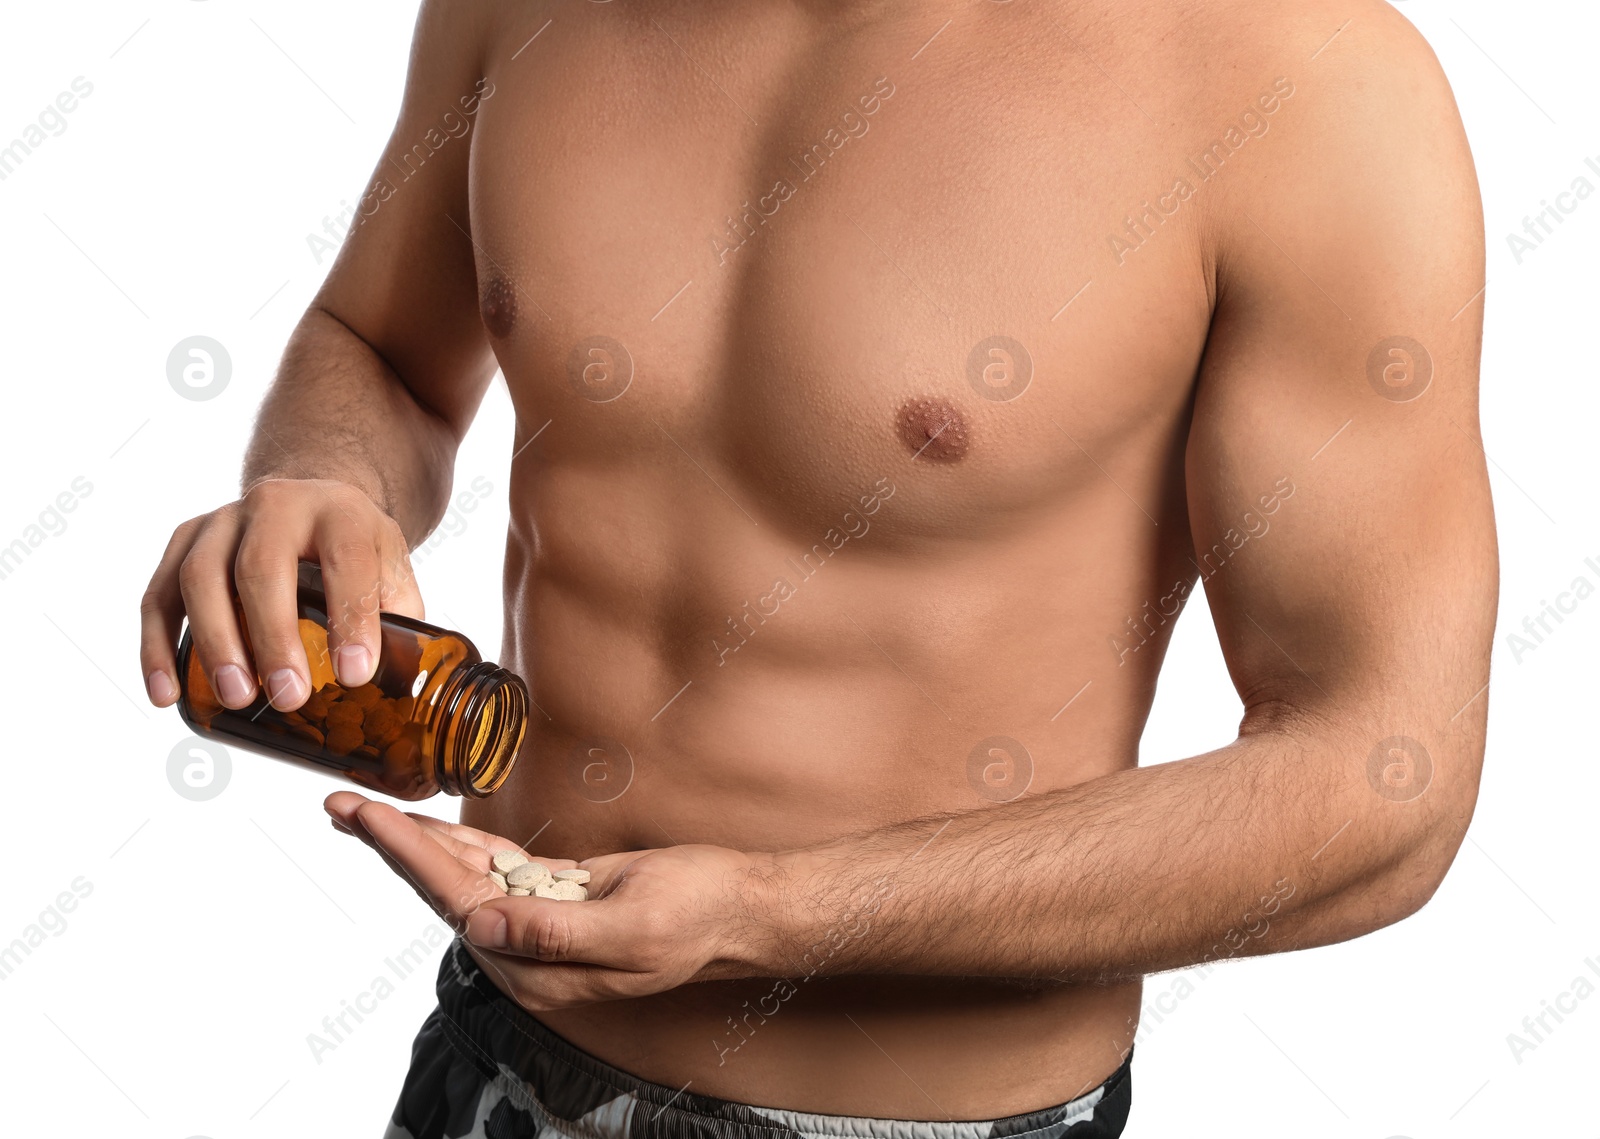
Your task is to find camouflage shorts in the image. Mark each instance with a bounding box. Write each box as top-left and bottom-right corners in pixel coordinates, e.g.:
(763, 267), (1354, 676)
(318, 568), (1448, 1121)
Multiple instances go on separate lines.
(384, 940), (1133, 1139)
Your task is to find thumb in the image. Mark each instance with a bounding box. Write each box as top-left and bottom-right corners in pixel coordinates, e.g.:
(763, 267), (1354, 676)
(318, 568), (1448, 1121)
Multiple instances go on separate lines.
(464, 893), (645, 969)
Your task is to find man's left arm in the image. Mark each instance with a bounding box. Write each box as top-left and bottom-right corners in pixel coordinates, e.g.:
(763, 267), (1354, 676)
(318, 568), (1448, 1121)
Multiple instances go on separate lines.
(733, 16), (1496, 984)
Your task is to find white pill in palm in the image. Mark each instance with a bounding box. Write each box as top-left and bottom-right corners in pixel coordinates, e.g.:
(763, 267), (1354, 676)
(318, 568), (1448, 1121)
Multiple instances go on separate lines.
(492, 850), (529, 873)
(507, 862), (552, 889)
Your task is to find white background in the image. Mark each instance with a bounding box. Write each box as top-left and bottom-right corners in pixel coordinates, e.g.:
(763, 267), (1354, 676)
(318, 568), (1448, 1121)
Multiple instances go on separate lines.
(0, 1), (1595, 1135)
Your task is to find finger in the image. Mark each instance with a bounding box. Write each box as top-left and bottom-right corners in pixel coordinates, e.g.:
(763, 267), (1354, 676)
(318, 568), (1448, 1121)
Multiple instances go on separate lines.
(234, 486), (317, 710)
(377, 535), (426, 622)
(326, 793), (383, 852)
(353, 806), (564, 916)
(403, 813), (503, 852)
(310, 485), (389, 687)
(140, 516), (203, 706)
(400, 815), (499, 876)
(332, 813), (454, 911)
(354, 800), (500, 919)
(574, 850), (658, 898)
(463, 887), (651, 970)
(462, 944), (644, 1011)
(404, 814), (578, 871)
(402, 816), (581, 891)
(324, 790), (373, 827)
(327, 794), (412, 875)
(176, 509), (258, 709)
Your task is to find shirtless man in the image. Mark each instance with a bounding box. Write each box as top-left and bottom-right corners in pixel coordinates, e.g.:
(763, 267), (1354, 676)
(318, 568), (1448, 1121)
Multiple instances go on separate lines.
(138, 1), (1495, 1134)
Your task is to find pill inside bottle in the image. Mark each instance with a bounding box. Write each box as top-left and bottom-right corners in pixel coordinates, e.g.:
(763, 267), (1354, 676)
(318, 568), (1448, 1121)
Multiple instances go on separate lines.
(175, 563), (528, 800)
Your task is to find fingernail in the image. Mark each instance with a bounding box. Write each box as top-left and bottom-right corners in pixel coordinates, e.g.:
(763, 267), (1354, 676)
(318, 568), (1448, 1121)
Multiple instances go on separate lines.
(266, 668), (308, 709)
(335, 644), (373, 687)
(146, 669), (176, 705)
(215, 664), (254, 706)
(467, 910), (508, 950)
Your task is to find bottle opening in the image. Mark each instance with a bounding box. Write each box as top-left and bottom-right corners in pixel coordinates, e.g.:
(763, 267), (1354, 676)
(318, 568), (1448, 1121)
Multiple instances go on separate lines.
(435, 662), (528, 797)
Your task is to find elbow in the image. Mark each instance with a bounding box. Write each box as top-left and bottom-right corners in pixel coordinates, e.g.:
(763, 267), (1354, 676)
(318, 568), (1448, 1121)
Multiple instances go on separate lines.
(1379, 847), (1455, 928)
(1375, 756), (1481, 928)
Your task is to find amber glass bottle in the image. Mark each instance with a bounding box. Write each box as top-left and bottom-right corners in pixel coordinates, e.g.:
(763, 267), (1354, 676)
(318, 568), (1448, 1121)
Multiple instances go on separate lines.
(175, 567), (528, 800)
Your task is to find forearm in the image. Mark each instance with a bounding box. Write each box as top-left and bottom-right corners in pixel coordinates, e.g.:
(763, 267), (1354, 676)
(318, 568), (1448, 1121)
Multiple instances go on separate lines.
(242, 305), (460, 545)
(751, 719), (1476, 982)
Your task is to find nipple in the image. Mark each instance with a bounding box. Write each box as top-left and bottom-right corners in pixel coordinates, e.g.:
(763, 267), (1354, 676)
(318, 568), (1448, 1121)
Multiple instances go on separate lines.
(896, 396), (970, 462)
(480, 273), (517, 339)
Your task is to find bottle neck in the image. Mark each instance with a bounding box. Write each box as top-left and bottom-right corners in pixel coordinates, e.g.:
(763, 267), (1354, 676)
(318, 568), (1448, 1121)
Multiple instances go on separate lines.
(431, 661), (529, 797)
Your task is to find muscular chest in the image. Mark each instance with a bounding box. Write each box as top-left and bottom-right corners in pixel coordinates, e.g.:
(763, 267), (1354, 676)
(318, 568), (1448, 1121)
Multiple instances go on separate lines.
(466, 2), (1212, 538)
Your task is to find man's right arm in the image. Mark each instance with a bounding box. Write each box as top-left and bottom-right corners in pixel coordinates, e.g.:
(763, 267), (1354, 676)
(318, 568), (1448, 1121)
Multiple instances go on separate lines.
(140, 0), (497, 715)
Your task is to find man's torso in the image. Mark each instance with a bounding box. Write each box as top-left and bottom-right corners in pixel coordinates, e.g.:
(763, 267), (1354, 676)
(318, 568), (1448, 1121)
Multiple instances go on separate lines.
(452, 0), (1304, 1117)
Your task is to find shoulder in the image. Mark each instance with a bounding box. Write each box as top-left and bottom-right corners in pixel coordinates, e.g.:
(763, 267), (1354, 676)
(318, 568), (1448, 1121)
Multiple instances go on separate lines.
(406, 0), (493, 86)
(1156, 1), (1483, 307)
(1186, 0), (1476, 196)
(1148, 0), (1449, 90)
(1075, 0), (1477, 223)
(1119, 0), (1471, 172)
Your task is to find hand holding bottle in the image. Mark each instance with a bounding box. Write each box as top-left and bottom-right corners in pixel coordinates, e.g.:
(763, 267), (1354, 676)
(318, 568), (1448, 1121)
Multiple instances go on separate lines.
(140, 477), (425, 712)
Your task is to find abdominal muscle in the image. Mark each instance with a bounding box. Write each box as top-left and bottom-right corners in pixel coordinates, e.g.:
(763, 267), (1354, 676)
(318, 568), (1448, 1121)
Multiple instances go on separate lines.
(456, 466), (1177, 1119)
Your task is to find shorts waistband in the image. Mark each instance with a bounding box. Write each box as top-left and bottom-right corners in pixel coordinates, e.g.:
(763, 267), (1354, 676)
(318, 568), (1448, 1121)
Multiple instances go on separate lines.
(389, 939), (1132, 1139)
